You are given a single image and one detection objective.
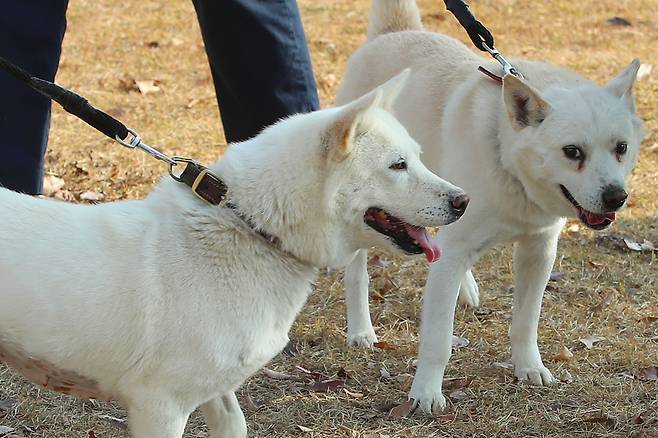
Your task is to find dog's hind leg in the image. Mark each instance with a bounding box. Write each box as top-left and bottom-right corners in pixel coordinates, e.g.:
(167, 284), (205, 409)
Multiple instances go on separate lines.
(345, 249), (378, 347)
(126, 396), (190, 438)
(457, 269), (480, 307)
(201, 392), (247, 438)
(510, 226), (561, 386)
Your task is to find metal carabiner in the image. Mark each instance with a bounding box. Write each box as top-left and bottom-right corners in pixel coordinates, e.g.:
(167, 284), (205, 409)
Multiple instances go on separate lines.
(115, 127), (177, 166)
(481, 42), (524, 79)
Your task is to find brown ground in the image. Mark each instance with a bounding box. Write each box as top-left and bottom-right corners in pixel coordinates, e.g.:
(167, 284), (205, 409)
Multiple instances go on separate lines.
(0, 0), (657, 437)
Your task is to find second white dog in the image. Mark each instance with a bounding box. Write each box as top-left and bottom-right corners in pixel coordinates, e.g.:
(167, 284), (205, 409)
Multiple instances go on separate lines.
(337, 0), (645, 413)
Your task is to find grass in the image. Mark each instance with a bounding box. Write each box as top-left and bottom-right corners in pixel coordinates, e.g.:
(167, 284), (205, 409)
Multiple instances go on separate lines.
(1, 0), (657, 436)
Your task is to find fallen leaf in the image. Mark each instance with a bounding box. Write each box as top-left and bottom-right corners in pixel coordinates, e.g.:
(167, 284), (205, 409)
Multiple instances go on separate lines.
(379, 367), (392, 380)
(493, 360), (514, 369)
(0, 426), (15, 435)
(297, 425), (313, 433)
(448, 389), (467, 400)
(80, 191), (104, 202)
(374, 341), (397, 350)
(371, 291), (384, 301)
(0, 399), (17, 411)
(295, 365), (324, 381)
(262, 368), (293, 380)
(579, 335), (605, 349)
(637, 64), (653, 81)
(145, 41), (159, 48)
(637, 365), (658, 381)
(451, 335), (470, 349)
(549, 271), (566, 281)
(606, 16), (632, 26)
(134, 80), (161, 94)
(561, 370), (574, 383)
(88, 432), (97, 438)
(243, 394), (262, 412)
(623, 237), (655, 252)
(583, 412), (616, 428)
(343, 388), (364, 398)
(306, 379), (345, 393)
(42, 174), (65, 196)
(434, 413), (456, 422)
(388, 399), (414, 418)
(639, 315), (658, 323)
(444, 376), (473, 390)
(96, 414), (127, 431)
(586, 257), (603, 268)
(367, 254), (390, 267)
(554, 346), (574, 361)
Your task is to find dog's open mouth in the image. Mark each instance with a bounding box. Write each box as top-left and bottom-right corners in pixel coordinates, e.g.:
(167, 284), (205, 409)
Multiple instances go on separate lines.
(364, 207), (440, 262)
(559, 185), (615, 230)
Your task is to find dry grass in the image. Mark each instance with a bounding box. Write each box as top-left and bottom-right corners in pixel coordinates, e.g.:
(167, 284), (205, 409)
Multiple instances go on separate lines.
(1, 0), (657, 436)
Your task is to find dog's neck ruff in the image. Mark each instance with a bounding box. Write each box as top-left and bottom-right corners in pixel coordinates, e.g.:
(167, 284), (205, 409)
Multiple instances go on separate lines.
(226, 202), (281, 247)
(224, 201), (311, 267)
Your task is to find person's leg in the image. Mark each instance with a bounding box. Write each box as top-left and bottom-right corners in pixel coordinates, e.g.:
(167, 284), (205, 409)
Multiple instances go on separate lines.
(0, 0), (69, 194)
(192, 0), (319, 144)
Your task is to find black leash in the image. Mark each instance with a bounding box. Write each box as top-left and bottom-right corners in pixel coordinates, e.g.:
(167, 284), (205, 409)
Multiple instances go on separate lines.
(445, 0), (524, 83)
(0, 55), (226, 205)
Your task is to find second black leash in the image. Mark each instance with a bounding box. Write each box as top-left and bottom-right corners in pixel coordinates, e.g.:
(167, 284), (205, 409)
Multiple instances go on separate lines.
(445, 0), (524, 80)
(0, 55), (227, 205)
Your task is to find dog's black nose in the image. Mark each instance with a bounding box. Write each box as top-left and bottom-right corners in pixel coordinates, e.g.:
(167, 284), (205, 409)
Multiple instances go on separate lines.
(601, 186), (628, 211)
(450, 193), (469, 215)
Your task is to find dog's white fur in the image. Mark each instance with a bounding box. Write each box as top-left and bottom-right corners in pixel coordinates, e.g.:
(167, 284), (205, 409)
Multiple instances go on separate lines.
(0, 71), (469, 437)
(337, 0), (645, 413)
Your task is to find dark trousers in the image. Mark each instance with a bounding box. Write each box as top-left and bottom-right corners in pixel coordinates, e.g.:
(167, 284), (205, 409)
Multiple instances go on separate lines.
(0, 0), (319, 194)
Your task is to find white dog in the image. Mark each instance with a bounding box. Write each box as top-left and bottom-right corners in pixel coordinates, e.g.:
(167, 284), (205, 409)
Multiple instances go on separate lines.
(337, 0), (645, 413)
(0, 70), (468, 437)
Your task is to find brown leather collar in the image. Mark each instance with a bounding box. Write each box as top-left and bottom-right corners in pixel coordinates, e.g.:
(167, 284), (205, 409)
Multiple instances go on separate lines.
(174, 160), (227, 205)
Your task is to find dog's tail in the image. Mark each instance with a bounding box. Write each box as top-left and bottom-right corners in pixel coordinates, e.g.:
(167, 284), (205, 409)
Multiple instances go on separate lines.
(367, 0), (423, 41)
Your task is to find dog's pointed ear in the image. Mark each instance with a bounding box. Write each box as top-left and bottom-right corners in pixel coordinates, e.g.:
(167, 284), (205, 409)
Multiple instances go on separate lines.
(331, 89), (383, 160)
(604, 58), (640, 112)
(503, 75), (551, 131)
(330, 69), (411, 161)
(379, 68), (411, 111)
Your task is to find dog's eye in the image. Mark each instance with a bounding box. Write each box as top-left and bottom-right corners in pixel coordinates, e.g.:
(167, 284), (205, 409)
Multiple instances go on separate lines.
(389, 159), (407, 170)
(562, 145), (584, 161)
(615, 142), (628, 155)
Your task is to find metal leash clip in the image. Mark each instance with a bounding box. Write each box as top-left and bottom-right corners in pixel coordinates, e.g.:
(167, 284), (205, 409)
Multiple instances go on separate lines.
(115, 127), (178, 166)
(481, 42), (524, 79)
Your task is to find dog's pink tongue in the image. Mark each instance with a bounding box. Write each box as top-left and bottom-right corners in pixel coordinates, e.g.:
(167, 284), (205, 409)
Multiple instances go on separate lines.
(586, 210), (616, 225)
(405, 225), (441, 263)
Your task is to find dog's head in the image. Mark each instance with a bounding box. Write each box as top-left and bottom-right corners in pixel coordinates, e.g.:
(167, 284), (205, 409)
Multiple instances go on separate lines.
(324, 70), (468, 266)
(223, 70), (467, 268)
(500, 60), (645, 230)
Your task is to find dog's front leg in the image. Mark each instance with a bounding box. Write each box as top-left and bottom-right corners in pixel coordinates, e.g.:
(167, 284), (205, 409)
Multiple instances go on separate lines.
(510, 226), (561, 385)
(345, 249), (378, 347)
(201, 392), (247, 438)
(409, 250), (473, 414)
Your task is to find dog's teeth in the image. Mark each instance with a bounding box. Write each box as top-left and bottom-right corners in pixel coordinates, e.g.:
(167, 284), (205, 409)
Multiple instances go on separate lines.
(413, 240), (419, 245)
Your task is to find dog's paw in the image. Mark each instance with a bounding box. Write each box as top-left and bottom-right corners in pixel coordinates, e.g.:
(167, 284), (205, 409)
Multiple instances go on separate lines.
(347, 329), (378, 348)
(409, 380), (446, 414)
(457, 270), (480, 308)
(514, 364), (556, 386)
